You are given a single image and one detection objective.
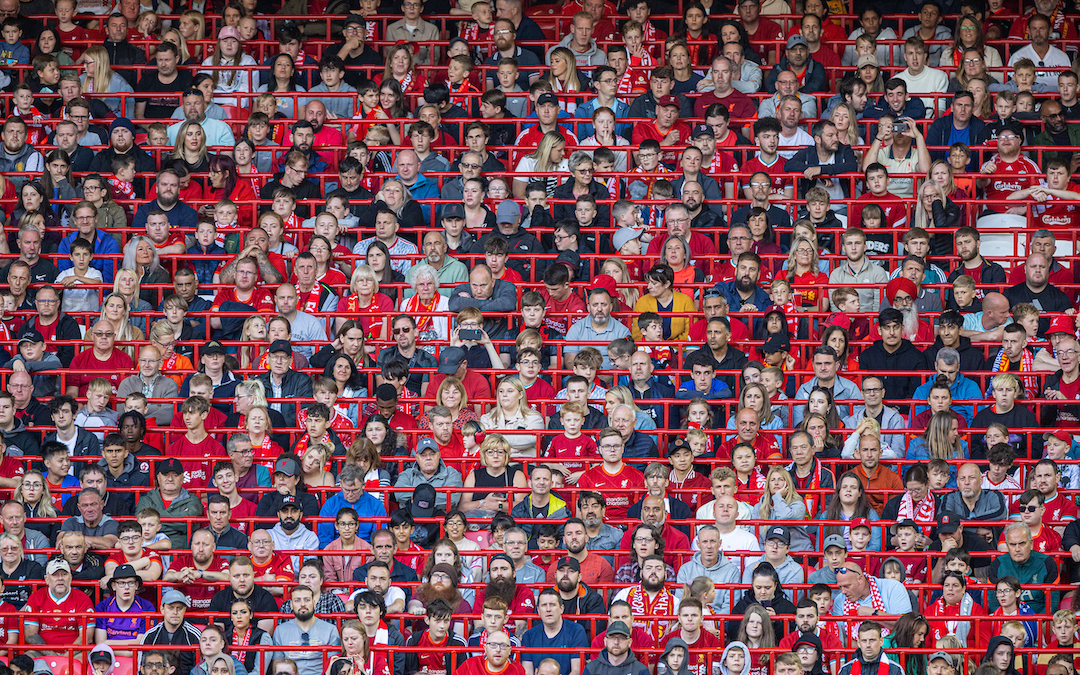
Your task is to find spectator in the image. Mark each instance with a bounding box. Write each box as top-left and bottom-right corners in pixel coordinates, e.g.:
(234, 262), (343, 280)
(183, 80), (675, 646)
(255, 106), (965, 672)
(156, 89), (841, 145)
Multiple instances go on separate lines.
(989, 523), (1058, 616)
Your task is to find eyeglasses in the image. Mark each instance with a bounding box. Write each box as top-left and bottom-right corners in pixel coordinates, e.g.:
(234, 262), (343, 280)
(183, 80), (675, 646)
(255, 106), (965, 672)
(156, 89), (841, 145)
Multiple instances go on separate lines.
(144, 663), (166, 671)
(494, 29), (513, 35)
(862, 387), (883, 393)
(229, 447), (253, 455)
(21, 481), (41, 489)
(92, 331), (115, 338)
(964, 57), (981, 63)
(337, 520), (358, 527)
(488, 643), (511, 650)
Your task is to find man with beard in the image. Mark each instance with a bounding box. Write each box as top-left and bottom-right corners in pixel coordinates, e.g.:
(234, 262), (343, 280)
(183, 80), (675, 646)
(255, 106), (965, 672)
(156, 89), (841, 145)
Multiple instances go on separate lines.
(163, 528), (229, 615)
(766, 35), (827, 93)
(260, 151), (322, 220)
(785, 120), (858, 201)
(276, 120), (329, 176)
(301, 101), (342, 171)
(472, 553), (535, 636)
(167, 89), (235, 148)
(520, 587), (589, 675)
(681, 181), (724, 231)
(624, 490), (692, 555)
(49, 119), (93, 172)
(87, 117), (156, 179)
(716, 252), (771, 315)
(271, 585), (340, 675)
(546, 518), (614, 586)
(407, 563), (471, 624)
(0, 117), (42, 190)
(949, 227), (1008, 294)
(132, 169), (198, 231)
(1004, 253), (1073, 333)
(267, 495), (318, 573)
(404, 598), (468, 675)
(1008, 12), (1072, 89)
(458, 630), (526, 675)
(554, 557), (605, 638)
(564, 288), (630, 369)
(859, 308), (929, 405)
(578, 491), (622, 551)
(612, 555), (676, 643)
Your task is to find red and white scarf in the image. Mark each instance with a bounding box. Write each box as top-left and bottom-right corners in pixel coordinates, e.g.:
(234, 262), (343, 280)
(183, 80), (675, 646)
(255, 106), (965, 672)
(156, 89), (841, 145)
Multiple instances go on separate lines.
(402, 293), (438, 333)
(231, 627), (252, 665)
(897, 491), (936, 537)
(842, 576), (888, 642)
(626, 586), (675, 643)
(299, 287), (322, 314)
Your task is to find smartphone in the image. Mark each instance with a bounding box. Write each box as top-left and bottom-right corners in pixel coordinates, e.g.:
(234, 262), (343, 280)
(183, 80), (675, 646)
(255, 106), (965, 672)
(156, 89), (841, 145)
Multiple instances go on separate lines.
(892, 121), (908, 134)
(459, 328), (482, 341)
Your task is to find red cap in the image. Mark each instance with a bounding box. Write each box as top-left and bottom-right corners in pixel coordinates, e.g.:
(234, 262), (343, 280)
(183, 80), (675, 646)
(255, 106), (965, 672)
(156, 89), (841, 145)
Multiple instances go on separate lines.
(590, 274), (617, 297)
(850, 517), (871, 531)
(1047, 315), (1076, 336)
(1045, 429), (1072, 444)
(656, 95), (680, 109)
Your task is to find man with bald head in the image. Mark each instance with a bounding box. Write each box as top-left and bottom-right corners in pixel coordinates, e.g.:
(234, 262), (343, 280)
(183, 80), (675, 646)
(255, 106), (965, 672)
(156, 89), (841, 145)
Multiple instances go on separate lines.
(962, 291), (1012, 342)
(66, 320), (134, 397)
(625, 462), (693, 537)
(707, 493), (760, 571)
(304, 100), (344, 171)
(116, 345), (178, 425)
(940, 463), (1008, 540)
(1003, 252), (1073, 335)
(682, 180), (724, 230)
(1005, 229), (1080, 301)
(831, 563), (911, 633)
(448, 264), (518, 339)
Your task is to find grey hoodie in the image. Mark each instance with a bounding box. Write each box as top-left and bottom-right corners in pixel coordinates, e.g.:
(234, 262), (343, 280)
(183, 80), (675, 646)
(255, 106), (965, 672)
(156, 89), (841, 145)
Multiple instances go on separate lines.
(675, 551), (740, 615)
(719, 642), (752, 675)
(658, 637), (693, 675)
(585, 649), (650, 675)
(545, 35), (608, 67)
(88, 645), (117, 675)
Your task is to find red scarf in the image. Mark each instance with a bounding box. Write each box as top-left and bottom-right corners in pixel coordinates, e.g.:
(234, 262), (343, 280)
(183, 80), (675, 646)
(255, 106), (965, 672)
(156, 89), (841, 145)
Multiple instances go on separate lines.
(626, 586), (675, 643)
(842, 576), (887, 642)
(402, 293), (438, 333)
(897, 491), (936, 537)
(231, 627), (251, 665)
(299, 287), (321, 314)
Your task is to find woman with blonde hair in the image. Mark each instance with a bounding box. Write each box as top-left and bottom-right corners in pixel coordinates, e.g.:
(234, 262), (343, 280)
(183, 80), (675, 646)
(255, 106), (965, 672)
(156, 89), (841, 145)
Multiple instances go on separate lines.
(339, 620), (390, 675)
(786, 236), (830, 311)
(335, 265), (393, 340)
(171, 121), (211, 172)
(600, 258), (640, 306)
(370, 178), (424, 231)
(907, 410), (968, 461)
(604, 386), (656, 431)
(480, 376), (544, 457)
(79, 45), (134, 117)
(122, 235), (171, 307)
(300, 442), (336, 493)
(546, 47), (586, 113)
(967, 74), (992, 119)
(162, 26), (194, 64)
(459, 433), (527, 514)
(100, 292), (145, 358)
(113, 268), (153, 335)
(941, 16), (1003, 82)
(513, 131), (569, 197)
(237, 315), (268, 370)
(420, 377), (479, 430)
(13, 470), (57, 543)
(752, 466), (811, 550)
(829, 102), (863, 149)
(245, 404), (282, 466)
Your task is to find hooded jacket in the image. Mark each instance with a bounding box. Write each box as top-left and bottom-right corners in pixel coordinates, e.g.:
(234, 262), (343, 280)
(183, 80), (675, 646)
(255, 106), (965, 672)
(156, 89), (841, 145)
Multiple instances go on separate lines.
(983, 635), (1021, 675)
(910, 372), (982, 424)
(0, 418), (38, 457)
(98, 453), (149, 512)
(719, 642), (752, 675)
(657, 637), (693, 675)
(794, 632), (827, 675)
(134, 487), (205, 544)
(727, 592), (796, 643)
(89, 645), (117, 675)
(675, 551), (740, 615)
(510, 493), (571, 537)
(837, 644), (904, 675)
(545, 35), (608, 67)
(585, 648), (650, 675)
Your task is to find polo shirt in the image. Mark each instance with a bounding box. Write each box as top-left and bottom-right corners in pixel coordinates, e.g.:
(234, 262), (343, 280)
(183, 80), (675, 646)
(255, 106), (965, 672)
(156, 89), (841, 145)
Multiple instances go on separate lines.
(563, 317), (631, 369)
(520, 620), (589, 675)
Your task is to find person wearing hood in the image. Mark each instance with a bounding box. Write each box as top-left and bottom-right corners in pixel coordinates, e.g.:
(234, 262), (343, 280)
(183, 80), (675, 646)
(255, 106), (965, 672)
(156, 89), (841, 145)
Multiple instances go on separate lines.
(719, 641), (753, 675)
(727, 562), (797, 642)
(585, 621), (649, 675)
(657, 636), (692, 675)
(794, 634), (827, 675)
(660, 599), (721, 675)
(98, 434), (149, 513)
(983, 636), (1020, 675)
(857, 308), (929, 406)
(780, 599), (845, 674)
(837, 621), (904, 675)
(89, 644), (118, 675)
(910, 347), (982, 424)
(675, 524), (739, 615)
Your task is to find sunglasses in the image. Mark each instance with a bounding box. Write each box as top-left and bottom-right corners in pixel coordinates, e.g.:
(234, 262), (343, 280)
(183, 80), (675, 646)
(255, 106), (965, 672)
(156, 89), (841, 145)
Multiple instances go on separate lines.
(393, 326), (412, 335)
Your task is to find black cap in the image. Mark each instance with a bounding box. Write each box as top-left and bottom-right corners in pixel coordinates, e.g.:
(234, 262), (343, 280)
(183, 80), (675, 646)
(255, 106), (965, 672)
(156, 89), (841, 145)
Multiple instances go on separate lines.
(109, 563), (143, 589)
(437, 347), (467, 374)
(607, 621), (632, 637)
(1000, 119), (1025, 138)
(937, 511), (961, 534)
(343, 15), (364, 26)
(279, 494), (301, 509)
(555, 250), (581, 275)
(761, 333), (791, 354)
(410, 483), (437, 517)
(535, 92), (559, 107)
(692, 123), (714, 138)
(17, 328), (44, 345)
(156, 458), (183, 475)
(667, 436), (694, 457)
(878, 307), (904, 327)
(441, 203), (465, 220)
(556, 556), (580, 572)
(894, 518), (918, 532)
(202, 340), (226, 357)
(269, 339), (292, 355)
(765, 525), (790, 545)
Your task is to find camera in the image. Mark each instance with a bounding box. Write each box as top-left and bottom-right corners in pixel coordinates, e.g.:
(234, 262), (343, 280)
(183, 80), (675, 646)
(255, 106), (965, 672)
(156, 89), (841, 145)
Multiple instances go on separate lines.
(892, 121), (908, 134)
(459, 328), (482, 341)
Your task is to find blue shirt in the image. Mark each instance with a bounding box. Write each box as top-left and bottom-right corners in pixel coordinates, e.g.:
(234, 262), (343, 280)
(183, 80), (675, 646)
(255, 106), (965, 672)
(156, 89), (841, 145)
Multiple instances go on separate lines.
(132, 200), (199, 232)
(95, 595), (157, 640)
(57, 230), (121, 283)
(317, 490), (387, 547)
(520, 619), (589, 675)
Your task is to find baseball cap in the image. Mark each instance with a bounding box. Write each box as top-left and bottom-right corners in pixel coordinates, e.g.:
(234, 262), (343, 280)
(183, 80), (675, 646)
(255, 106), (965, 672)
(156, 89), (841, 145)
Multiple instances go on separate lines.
(343, 15), (364, 26)
(1048, 315), (1076, 335)
(589, 274), (617, 298)
(89, 647), (114, 665)
(156, 458), (183, 475)
(411, 483), (437, 517)
(667, 436), (693, 457)
(46, 558), (71, 575)
(1000, 119), (1025, 138)
(612, 226), (644, 252)
(202, 340), (226, 357)
(822, 534), (846, 551)
(692, 123), (714, 139)
(937, 511), (961, 533)
(441, 203), (465, 220)
(218, 26), (242, 41)
(437, 346), (467, 374)
(761, 333), (791, 354)
(850, 517), (871, 531)
(893, 518), (918, 532)
(856, 55), (879, 69)
(765, 525), (790, 545)
(556, 556), (581, 572)
(279, 494), (301, 509)
(161, 589), (191, 607)
(1045, 429), (1072, 445)
(786, 35), (809, 49)
(656, 94), (680, 109)
(274, 457), (300, 477)
(269, 339), (292, 355)
(929, 653), (954, 668)
(496, 200), (520, 224)
(17, 328), (43, 345)
(536, 92), (559, 107)
(415, 437), (440, 455)
(607, 620), (632, 637)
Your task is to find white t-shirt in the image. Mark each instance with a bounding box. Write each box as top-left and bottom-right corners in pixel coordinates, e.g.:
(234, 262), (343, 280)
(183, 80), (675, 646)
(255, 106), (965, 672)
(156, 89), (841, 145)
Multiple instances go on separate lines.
(778, 128), (814, 160)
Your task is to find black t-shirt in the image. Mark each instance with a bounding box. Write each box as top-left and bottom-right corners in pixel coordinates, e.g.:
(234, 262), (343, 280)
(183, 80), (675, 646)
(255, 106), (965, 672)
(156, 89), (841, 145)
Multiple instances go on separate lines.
(207, 586), (279, 631)
(0, 559), (44, 608)
(863, 230), (896, 267)
(332, 43), (382, 88)
(136, 70), (194, 121)
(0, 258), (58, 284)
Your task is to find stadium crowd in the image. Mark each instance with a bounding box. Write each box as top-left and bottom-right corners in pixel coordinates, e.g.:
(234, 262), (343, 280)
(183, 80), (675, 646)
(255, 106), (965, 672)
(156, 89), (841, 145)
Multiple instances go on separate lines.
(0, 0), (1078, 675)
